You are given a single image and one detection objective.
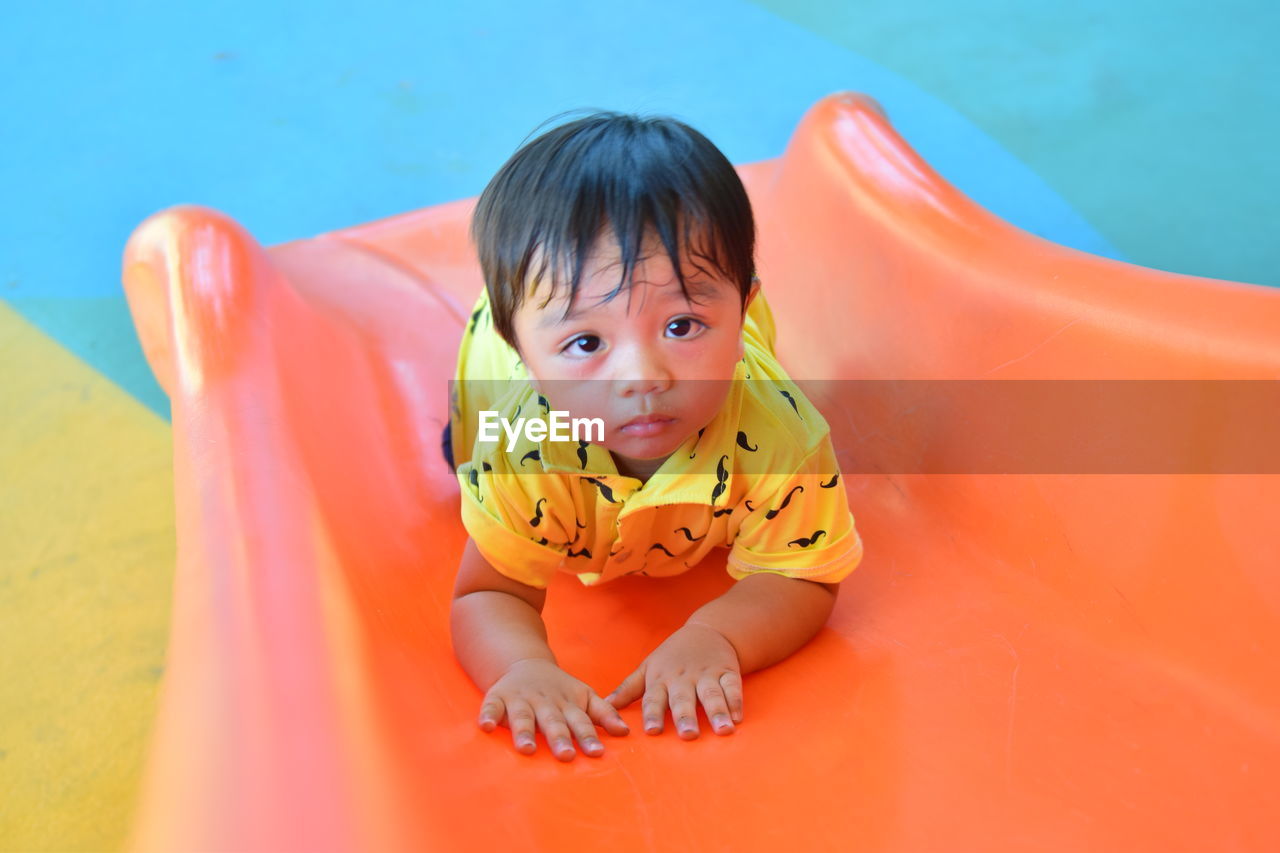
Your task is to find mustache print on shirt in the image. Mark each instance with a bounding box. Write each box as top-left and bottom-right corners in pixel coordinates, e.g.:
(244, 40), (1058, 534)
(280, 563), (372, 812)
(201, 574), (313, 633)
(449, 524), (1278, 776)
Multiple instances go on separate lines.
(736, 431), (758, 452)
(821, 474), (839, 488)
(687, 426), (706, 459)
(577, 440), (590, 469)
(585, 477), (618, 503)
(788, 530), (827, 548)
(520, 449), (540, 466)
(765, 485), (805, 520)
(529, 497), (546, 528)
(779, 389), (802, 418)
(467, 461), (494, 502)
(710, 455), (730, 504)
(675, 527), (705, 542)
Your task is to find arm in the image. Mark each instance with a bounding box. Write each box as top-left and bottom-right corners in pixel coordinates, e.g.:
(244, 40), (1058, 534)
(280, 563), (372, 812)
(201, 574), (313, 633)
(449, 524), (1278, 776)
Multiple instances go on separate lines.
(686, 572), (839, 675)
(605, 438), (857, 736)
(450, 537), (554, 691)
(450, 537), (629, 760)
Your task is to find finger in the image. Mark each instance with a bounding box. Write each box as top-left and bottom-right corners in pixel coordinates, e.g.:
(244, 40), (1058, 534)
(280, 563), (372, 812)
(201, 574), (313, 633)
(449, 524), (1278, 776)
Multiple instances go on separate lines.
(720, 670), (744, 724)
(478, 695), (506, 733)
(505, 699), (538, 755)
(587, 693), (631, 737)
(606, 666), (645, 709)
(532, 703), (578, 762)
(641, 681), (668, 735)
(695, 674), (735, 736)
(562, 705), (605, 757)
(667, 679), (700, 740)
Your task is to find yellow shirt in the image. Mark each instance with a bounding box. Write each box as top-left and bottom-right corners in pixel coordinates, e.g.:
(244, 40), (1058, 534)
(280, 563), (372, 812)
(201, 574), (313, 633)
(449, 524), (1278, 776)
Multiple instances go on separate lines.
(450, 287), (863, 589)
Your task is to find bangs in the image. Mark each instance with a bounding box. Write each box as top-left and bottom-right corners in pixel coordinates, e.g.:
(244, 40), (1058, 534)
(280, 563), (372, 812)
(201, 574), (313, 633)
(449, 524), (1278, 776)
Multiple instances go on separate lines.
(526, 213), (740, 313)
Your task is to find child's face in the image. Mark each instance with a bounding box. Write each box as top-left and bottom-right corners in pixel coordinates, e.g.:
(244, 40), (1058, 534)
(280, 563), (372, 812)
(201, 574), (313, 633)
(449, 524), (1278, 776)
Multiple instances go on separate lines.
(512, 231), (756, 469)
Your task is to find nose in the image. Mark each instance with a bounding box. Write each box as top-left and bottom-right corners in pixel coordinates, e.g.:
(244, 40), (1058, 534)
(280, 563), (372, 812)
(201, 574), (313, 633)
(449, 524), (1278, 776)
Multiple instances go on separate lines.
(614, 341), (674, 398)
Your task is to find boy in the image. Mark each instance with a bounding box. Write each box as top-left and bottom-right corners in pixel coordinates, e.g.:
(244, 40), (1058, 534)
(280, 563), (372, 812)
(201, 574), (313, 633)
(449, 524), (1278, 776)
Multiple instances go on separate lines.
(448, 112), (863, 762)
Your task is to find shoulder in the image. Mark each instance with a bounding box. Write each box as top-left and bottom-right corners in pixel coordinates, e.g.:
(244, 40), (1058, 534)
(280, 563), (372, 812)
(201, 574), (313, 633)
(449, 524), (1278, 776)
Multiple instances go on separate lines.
(455, 288), (526, 383)
(456, 400), (579, 584)
(461, 383), (550, 472)
(734, 344), (831, 473)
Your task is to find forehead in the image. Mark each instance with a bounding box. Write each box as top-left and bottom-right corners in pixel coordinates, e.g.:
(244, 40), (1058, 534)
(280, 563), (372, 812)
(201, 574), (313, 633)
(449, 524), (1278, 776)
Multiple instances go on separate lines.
(529, 234), (734, 328)
(532, 269), (730, 330)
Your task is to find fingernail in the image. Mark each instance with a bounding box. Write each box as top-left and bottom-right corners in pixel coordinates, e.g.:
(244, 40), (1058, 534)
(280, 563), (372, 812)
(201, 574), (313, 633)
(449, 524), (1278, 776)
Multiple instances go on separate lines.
(712, 714), (733, 732)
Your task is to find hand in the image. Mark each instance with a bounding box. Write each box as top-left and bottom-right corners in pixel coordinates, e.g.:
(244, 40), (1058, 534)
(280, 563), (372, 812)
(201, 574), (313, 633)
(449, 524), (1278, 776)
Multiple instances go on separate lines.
(606, 623), (744, 739)
(478, 658), (630, 761)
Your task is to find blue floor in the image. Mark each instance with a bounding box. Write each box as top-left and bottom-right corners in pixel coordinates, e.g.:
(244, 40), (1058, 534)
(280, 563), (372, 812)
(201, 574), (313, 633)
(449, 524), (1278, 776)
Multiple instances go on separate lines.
(2, 0), (1276, 416)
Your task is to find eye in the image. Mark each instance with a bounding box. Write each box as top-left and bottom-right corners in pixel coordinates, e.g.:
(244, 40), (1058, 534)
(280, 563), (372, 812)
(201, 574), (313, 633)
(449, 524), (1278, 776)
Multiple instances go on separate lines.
(666, 317), (706, 339)
(562, 334), (602, 356)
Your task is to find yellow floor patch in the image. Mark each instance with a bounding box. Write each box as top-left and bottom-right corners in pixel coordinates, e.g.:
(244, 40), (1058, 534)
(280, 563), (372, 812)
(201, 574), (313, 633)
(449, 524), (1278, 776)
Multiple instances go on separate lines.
(0, 301), (174, 852)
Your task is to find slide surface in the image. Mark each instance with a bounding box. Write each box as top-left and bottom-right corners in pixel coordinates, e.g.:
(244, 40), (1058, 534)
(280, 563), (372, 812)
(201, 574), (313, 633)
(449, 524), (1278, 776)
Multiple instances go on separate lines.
(122, 94), (1280, 852)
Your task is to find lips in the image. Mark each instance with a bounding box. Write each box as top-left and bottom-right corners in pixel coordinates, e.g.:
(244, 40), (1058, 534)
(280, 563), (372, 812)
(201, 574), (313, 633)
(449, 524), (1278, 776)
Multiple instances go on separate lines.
(618, 414), (676, 437)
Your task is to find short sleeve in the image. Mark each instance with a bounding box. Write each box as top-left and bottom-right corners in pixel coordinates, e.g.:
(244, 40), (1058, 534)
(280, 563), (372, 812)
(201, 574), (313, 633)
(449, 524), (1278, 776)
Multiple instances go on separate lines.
(457, 459), (570, 589)
(727, 437), (863, 584)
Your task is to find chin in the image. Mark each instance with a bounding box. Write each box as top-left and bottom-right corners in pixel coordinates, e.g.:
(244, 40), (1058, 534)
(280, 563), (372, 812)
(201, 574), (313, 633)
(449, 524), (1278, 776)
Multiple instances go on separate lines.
(607, 432), (688, 462)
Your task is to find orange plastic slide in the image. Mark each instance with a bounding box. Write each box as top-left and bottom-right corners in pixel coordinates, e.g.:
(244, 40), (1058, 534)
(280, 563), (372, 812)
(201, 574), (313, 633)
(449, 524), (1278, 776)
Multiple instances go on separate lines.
(121, 94), (1280, 852)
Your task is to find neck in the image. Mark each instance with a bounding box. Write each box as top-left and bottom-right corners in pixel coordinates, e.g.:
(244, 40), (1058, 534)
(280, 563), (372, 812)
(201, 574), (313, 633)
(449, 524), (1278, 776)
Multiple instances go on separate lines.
(610, 452), (669, 483)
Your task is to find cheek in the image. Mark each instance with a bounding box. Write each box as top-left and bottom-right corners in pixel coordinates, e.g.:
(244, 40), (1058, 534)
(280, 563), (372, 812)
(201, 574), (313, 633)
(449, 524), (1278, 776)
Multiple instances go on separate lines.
(681, 334), (742, 380)
(537, 372), (610, 422)
(523, 349), (592, 384)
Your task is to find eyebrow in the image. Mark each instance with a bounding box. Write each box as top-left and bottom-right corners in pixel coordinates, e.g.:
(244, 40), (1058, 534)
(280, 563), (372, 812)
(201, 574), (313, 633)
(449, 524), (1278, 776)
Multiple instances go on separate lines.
(536, 278), (729, 329)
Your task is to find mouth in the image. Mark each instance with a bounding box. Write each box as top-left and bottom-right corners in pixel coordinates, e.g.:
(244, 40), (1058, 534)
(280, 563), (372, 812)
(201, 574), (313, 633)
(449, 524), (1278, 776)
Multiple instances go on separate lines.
(618, 414), (677, 437)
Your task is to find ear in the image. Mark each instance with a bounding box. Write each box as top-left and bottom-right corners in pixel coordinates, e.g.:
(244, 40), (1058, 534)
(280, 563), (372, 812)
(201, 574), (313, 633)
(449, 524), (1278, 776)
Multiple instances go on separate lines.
(744, 276), (761, 312)
(737, 276), (761, 361)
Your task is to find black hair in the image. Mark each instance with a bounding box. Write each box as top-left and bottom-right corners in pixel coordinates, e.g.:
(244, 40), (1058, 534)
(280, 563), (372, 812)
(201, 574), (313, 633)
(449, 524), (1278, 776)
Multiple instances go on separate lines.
(471, 110), (756, 350)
